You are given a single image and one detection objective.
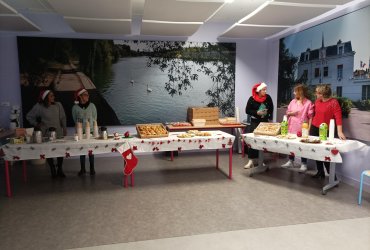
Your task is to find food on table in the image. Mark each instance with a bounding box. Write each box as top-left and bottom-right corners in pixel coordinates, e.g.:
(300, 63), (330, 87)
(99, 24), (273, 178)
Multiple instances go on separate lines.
(253, 122), (281, 136)
(170, 122), (192, 127)
(177, 133), (195, 138)
(276, 134), (296, 139)
(300, 138), (321, 144)
(136, 124), (168, 138)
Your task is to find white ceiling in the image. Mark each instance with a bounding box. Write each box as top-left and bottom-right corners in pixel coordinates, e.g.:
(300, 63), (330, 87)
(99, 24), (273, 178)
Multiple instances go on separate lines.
(0, 0), (366, 40)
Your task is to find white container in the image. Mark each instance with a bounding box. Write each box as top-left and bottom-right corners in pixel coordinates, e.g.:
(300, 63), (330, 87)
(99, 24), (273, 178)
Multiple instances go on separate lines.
(329, 119), (335, 141)
(192, 119), (206, 126)
(93, 120), (99, 138)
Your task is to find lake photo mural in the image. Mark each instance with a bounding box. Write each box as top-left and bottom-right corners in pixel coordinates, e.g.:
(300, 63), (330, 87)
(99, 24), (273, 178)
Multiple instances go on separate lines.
(17, 38), (236, 126)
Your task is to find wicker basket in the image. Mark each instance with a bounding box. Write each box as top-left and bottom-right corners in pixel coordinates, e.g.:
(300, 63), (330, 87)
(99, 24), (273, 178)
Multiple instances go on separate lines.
(136, 123), (169, 138)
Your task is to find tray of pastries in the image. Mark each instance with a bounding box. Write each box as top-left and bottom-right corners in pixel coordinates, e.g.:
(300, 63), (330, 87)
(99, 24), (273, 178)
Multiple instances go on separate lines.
(136, 123), (169, 138)
(253, 122), (281, 136)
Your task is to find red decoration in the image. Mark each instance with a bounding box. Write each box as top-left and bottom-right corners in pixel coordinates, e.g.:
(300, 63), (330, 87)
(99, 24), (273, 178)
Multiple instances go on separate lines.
(13, 156), (20, 160)
(65, 152), (70, 158)
(88, 150), (93, 156)
(124, 131), (130, 138)
(111, 148), (117, 152)
(40, 154), (45, 159)
(133, 146), (138, 151)
(331, 148), (339, 155)
(290, 152), (295, 157)
(199, 145), (204, 149)
(324, 156), (331, 161)
(121, 148), (138, 176)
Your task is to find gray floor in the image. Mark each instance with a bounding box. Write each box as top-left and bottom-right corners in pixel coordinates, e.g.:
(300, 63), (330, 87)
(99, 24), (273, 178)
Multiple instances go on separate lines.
(0, 151), (369, 250)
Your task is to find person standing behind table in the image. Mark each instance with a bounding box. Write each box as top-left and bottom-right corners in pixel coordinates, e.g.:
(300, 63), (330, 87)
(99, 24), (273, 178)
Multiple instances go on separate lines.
(244, 82), (274, 169)
(26, 89), (67, 178)
(72, 88), (97, 176)
(281, 84), (314, 172)
(311, 84), (346, 179)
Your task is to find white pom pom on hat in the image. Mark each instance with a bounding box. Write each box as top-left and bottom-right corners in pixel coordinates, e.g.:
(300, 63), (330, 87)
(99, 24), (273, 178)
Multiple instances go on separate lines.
(256, 82), (267, 92)
(39, 90), (50, 101)
(74, 88), (87, 104)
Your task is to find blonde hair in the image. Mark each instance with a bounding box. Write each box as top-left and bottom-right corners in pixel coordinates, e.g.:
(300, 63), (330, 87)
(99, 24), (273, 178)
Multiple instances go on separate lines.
(316, 84), (332, 98)
(294, 84), (309, 100)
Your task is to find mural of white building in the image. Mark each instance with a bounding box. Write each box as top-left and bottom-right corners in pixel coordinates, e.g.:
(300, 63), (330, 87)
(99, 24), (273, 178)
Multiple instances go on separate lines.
(297, 37), (370, 101)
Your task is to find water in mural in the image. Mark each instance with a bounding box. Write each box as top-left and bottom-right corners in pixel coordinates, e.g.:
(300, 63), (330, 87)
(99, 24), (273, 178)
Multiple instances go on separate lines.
(96, 56), (216, 124)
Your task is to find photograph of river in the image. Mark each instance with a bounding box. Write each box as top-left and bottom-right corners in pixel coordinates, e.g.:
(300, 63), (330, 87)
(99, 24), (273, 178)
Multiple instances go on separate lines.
(17, 38), (236, 126)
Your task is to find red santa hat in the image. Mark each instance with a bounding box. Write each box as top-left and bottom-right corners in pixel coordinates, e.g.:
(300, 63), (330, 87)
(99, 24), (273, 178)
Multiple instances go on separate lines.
(39, 90), (50, 101)
(74, 88), (87, 104)
(256, 82), (267, 92)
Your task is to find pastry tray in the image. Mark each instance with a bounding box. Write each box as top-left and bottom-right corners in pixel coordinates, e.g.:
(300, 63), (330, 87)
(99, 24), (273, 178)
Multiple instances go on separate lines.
(136, 123), (169, 138)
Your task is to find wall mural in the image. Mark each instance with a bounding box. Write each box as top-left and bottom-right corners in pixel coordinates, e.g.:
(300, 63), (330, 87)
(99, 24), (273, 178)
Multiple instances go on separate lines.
(278, 5), (370, 141)
(17, 38), (236, 127)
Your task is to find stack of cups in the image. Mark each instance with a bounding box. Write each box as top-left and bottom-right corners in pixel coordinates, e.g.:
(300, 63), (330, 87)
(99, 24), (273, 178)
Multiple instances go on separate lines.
(85, 121), (91, 140)
(76, 122), (83, 140)
(93, 120), (99, 138)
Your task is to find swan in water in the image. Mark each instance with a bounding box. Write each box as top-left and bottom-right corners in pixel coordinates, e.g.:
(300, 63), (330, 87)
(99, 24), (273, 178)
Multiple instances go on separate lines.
(147, 84), (152, 92)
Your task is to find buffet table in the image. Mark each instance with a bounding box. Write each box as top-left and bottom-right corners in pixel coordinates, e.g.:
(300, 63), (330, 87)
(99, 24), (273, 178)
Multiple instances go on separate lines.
(242, 133), (365, 194)
(2, 131), (234, 197)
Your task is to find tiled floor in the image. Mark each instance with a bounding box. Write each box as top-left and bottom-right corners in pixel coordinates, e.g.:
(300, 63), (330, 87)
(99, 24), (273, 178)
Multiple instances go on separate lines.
(1, 151), (369, 250)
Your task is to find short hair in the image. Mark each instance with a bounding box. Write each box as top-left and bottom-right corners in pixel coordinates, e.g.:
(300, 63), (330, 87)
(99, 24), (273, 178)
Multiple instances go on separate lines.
(316, 84), (331, 98)
(294, 83), (309, 99)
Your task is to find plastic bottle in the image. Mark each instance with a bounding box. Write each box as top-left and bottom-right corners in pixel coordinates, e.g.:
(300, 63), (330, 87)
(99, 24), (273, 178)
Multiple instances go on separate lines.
(328, 119), (335, 141)
(76, 120), (83, 140)
(301, 121), (309, 138)
(319, 123), (328, 141)
(281, 115), (288, 135)
(93, 120), (99, 138)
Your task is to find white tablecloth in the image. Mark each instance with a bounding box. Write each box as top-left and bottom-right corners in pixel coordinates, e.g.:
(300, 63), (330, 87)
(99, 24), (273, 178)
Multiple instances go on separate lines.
(242, 133), (365, 163)
(1, 131), (235, 161)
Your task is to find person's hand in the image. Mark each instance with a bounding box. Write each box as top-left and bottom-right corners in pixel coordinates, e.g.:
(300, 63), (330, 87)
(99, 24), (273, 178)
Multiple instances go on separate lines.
(338, 131), (346, 140)
(257, 109), (267, 116)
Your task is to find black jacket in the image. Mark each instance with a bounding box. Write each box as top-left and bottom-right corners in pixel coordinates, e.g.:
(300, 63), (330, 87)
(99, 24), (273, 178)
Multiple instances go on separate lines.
(245, 94), (274, 123)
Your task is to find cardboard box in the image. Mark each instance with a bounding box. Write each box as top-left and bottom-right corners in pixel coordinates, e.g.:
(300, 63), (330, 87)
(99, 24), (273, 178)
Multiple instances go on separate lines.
(187, 107), (219, 125)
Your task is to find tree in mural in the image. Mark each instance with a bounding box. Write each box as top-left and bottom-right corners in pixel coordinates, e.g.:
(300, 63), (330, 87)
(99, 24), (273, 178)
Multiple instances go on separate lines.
(278, 39), (298, 106)
(142, 41), (236, 116)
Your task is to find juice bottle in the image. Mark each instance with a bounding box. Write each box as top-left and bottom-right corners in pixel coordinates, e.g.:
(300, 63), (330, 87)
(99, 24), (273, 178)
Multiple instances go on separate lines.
(301, 121), (309, 138)
(281, 115), (288, 135)
(319, 123), (328, 141)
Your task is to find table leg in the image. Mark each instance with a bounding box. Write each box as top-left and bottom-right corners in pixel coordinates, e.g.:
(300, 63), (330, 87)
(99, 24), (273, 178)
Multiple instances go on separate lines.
(229, 147), (232, 179)
(22, 160), (27, 183)
(322, 162), (340, 195)
(123, 175), (128, 188)
(216, 149), (219, 169)
(5, 160), (12, 197)
(171, 151), (174, 161)
(241, 136), (245, 158)
(131, 173), (134, 187)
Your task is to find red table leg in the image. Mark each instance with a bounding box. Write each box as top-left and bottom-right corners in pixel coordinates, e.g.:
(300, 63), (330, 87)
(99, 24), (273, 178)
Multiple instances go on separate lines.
(229, 147), (233, 179)
(130, 172), (134, 187)
(216, 149), (219, 168)
(5, 160), (12, 197)
(22, 160), (27, 183)
(171, 151), (174, 161)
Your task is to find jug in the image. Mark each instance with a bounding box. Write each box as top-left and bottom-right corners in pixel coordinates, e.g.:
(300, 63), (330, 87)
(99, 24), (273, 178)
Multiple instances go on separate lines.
(48, 127), (56, 141)
(33, 128), (42, 144)
(100, 127), (108, 140)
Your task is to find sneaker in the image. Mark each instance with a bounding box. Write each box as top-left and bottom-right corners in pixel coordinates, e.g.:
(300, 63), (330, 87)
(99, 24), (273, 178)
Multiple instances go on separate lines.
(244, 159), (254, 169)
(299, 164), (307, 172)
(281, 160), (294, 168)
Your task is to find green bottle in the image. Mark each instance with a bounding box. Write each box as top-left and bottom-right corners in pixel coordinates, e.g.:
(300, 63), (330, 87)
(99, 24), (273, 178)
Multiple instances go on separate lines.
(281, 115), (288, 135)
(319, 123), (328, 141)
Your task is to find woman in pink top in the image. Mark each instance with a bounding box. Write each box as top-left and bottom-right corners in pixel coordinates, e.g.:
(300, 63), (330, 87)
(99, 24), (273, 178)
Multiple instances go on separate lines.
(281, 84), (314, 172)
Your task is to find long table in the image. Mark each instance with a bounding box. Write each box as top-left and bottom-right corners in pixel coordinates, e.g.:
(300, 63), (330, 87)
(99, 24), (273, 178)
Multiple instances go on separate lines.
(2, 131), (234, 197)
(242, 133), (365, 194)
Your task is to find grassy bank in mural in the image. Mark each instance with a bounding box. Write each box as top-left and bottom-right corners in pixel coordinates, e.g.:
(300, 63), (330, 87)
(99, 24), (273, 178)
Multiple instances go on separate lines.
(277, 6), (370, 141)
(17, 38), (235, 126)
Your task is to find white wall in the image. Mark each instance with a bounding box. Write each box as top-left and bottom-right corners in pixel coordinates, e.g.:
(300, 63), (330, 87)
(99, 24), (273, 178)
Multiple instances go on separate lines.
(0, 35), (22, 129)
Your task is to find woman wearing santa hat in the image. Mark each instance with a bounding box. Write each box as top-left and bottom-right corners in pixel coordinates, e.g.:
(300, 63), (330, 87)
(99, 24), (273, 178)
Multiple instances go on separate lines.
(244, 82), (274, 169)
(72, 88), (97, 176)
(26, 89), (67, 178)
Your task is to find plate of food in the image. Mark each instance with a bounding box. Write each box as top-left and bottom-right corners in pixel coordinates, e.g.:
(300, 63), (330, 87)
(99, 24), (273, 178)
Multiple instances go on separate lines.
(276, 134), (296, 139)
(300, 138), (321, 144)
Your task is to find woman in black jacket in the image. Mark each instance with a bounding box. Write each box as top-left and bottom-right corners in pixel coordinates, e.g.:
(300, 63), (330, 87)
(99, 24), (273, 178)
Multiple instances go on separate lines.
(244, 82), (274, 168)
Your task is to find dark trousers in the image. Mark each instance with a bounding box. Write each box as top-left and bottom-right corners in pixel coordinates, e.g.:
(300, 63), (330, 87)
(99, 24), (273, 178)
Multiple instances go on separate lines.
(310, 126), (330, 174)
(80, 155), (94, 170)
(247, 119), (260, 159)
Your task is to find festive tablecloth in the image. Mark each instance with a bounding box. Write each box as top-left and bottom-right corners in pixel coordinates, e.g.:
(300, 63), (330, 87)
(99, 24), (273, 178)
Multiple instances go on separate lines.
(242, 133), (364, 163)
